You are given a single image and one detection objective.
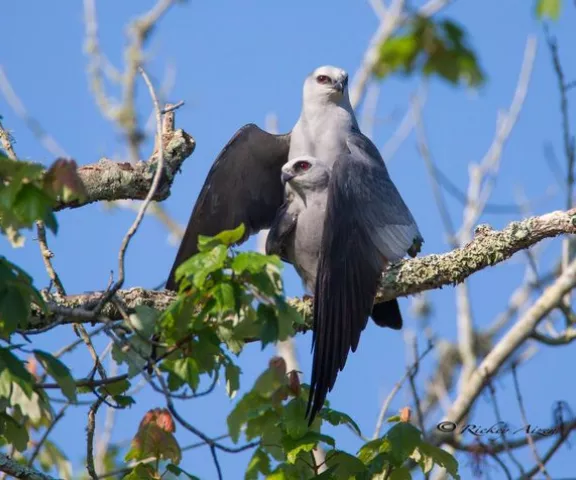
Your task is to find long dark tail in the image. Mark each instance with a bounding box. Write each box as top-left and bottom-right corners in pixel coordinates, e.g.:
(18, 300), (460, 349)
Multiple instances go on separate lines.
(371, 299), (403, 330)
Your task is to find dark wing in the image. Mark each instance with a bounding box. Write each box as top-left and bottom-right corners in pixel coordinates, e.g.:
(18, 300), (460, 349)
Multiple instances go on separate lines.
(305, 131), (422, 424)
(166, 124), (290, 290)
(265, 201), (297, 264)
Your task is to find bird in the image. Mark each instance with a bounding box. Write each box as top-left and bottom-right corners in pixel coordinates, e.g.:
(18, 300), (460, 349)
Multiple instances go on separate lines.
(165, 65), (351, 290)
(165, 65), (423, 423)
(266, 155), (404, 329)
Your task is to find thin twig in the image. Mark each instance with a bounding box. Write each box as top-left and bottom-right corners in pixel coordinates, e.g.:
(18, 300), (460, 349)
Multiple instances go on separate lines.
(0, 66), (68, 158)
(86, 397), (105, 480)
(95, 66), (167, 313)
(28, 404), (69, 466)
(36, 222), (66, 298)
(511, 365), (550, 479)
(544, 26), (576, 310)
(373, 340), (434, 439)
(0, 116), (17, 159)
(210, 445), (223, 480)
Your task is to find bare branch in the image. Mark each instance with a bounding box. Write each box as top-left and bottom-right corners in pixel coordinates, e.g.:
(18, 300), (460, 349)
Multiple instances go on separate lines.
(86, 397), (104, 480)
(0, 454), (60, 480)
(54, 127), (195, 211)
(0, 66), (68, 158)
(94, 67), (170, 312)
(28, 405), (69, 467)
(373, 340), (434, 439)
(0, 116), (17, 159)
(22, 208), (576, 360)
(433, 255), (576, 443)
(458, 36), (537, 243)
(512, 366), (550, 479)
(36, 222), (66, 298)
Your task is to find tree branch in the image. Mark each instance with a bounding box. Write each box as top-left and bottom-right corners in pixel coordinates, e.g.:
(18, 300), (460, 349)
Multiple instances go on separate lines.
(0, 453), (60, 480)
(54, 128), (195, 211)
(24, 208), (576, 333)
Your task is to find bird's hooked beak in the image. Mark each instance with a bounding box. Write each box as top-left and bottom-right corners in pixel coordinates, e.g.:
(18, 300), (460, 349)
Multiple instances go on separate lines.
(333, 75), (348, 94)
(281, 171), (295, 185)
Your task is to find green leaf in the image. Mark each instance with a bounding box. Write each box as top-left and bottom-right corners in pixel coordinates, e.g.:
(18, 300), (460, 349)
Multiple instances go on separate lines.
(166, 463), (201, 479)
(113, 395), (136, 407)
(374, 16), (485, 88)
(535, 0), (561, 19)
(276, 300), (301, 341)
(161, 358), (200, 392)
(417, 443), (460, 479)
(326, 451), (368, 477)
(225, 363), (241, 398)
(0, 287), (29, 335)
(389, 466), (412, 480)
(128, 305), (158, 337)
(320, 407), (362, 437)
(257, 304), (279, 349)
(282, 398), (309, 439)
(283, 432), (335, 463)
(123, 463), (157, 480)
(197, 224), (246, 251)
(227, 391), (270, 443)
(13, 184), (58, 233)
(245, 448), (271, 480)
(211, 282), (236, 313)
(37, 440), (72, 478)
(34, 350), (77, 402)
(0, 347), (34, 398)
(358, 438), (392, 464)
(0, 412), (29, 452)
(232, 251), (282, 274)
(386, 422), (422, 465)
(111, 336), (151, 378)
(98, 379), (131, 397)
(175, 245), (228, 289)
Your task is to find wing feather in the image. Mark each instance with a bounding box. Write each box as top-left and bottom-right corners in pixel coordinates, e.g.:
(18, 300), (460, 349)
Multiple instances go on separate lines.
(305, 131), (423, 423)
(166, 124), (290, 290)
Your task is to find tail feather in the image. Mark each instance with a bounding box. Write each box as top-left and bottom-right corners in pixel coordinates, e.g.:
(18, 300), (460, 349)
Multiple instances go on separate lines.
(371, 299), (403, 330)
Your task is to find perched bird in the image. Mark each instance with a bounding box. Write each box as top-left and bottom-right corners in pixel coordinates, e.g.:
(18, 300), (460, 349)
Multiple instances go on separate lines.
(165, 65), (423, 423)
(266, 155), (404, 329)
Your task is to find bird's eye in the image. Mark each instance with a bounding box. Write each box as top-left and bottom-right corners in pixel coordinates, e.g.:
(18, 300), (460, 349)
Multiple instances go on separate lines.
(295, 161), (311, 171)
(316, 75), (332, 85)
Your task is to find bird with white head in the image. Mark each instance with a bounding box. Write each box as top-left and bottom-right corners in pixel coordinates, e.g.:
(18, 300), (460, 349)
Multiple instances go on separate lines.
(165, 65), (423, 425)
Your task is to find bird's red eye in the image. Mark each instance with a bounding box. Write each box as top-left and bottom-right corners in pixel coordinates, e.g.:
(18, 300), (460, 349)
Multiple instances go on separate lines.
(316, 75), (331, 84)
(295, 161), (311, 171)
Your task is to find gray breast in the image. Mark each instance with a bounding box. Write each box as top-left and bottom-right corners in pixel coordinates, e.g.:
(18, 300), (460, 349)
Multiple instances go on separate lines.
(292, 194), (327, 292)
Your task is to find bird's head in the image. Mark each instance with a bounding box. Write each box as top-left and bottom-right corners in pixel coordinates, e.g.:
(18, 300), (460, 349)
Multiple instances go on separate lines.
(303, 65), (350, 106)
(281, 156), (330, 192)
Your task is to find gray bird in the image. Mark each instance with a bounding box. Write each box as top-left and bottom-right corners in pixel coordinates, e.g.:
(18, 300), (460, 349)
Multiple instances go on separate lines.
(165, 65), (423, 423)
(266, 156), (330, 291)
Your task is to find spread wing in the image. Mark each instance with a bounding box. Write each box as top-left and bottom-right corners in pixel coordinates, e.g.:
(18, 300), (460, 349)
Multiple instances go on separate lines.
(306, 131), (423, 423)
(166, 124), (290, 290)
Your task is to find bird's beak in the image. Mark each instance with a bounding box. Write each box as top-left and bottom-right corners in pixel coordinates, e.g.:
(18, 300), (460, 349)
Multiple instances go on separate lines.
(281, 171), (295, 184)
(334, 76), (348, 95)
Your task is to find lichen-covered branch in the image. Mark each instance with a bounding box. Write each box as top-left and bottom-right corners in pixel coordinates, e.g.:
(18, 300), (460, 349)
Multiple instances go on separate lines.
(25, 209), (576, 333)
(54, 128), (195, 210)
(375, 208), (576, 302)
(0, 453), (60, 480)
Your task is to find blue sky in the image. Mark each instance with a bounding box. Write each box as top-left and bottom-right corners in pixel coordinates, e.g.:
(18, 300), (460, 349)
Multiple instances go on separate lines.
(1, 0), (575, 478)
